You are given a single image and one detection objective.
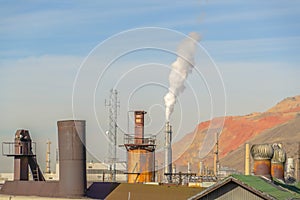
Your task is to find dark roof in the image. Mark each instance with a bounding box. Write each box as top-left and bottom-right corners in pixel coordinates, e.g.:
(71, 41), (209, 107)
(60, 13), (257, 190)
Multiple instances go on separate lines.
(189, 175), (300, 200)
(106, 183), (204, 200)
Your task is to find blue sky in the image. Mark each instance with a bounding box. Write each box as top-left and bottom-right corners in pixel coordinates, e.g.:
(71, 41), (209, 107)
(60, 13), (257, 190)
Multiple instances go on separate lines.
(0, 0), (299, 172)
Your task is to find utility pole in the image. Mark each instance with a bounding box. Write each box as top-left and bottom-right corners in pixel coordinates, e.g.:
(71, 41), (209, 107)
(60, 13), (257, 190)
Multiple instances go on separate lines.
(214, 131), (220, 179)
(105, 89), (119, 182)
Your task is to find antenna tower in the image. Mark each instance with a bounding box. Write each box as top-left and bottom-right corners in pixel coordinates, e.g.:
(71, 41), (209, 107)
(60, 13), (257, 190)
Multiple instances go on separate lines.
(105, 89), (119, 181)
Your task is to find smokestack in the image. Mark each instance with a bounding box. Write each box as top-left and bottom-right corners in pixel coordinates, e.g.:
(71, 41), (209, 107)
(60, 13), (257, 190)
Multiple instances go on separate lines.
(165, 122), (172, 183)
(134, 111), (146, 144)
(271, 143), (286, 180)
(164, 32), (200, 121)
(46, 140), (51, 174)
(245, 143), (250, 175)
(250, 144), (274, 179)
(57, 120), (86, 197)
(125, 111), (156, 183)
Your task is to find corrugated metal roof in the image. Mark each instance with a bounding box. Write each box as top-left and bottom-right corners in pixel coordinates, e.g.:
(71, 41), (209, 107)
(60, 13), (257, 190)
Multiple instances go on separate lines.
(231, 174), (300, 200)
(189, 175), (300, 200)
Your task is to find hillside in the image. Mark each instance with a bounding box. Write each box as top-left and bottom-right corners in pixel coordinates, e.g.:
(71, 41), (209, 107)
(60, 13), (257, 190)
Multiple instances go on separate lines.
(172, 95), (300, 173)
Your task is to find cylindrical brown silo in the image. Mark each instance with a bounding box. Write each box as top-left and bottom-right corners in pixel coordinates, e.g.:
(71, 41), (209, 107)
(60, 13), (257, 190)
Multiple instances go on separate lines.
(127, 149), (155, 183)
(250, 144), (274, 179)
(271, 143), (286, 180)
(57, 120), (86, 197)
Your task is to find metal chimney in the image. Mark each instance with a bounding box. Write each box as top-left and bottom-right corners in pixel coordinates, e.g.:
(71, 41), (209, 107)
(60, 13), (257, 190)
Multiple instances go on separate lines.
(57, 120), (86, 197)
(134, 111), (146, 144)
(164, 122), (172, 183)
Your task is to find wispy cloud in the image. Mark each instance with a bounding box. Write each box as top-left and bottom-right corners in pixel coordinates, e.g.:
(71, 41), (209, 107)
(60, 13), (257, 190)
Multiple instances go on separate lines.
(202, 36), (300, 62)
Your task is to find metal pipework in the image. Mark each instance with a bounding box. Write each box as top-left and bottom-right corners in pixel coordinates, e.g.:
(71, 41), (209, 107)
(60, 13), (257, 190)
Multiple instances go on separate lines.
(164, 121), (172, 183)
(250, 144), (274, 179)
(57, 120), (86, 197)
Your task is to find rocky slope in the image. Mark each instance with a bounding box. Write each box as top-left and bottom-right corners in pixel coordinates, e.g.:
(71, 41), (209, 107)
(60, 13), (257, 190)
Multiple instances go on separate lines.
(172, 95), (300, 173)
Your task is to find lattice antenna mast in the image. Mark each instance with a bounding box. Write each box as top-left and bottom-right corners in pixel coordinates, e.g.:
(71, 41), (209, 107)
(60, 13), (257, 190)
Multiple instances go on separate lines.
(105, 89), (119, 182)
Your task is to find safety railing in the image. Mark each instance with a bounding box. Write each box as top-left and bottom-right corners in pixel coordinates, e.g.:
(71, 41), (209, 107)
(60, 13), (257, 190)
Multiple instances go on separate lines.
(124, 134), (156, 145)
(2, 142), (36, 156)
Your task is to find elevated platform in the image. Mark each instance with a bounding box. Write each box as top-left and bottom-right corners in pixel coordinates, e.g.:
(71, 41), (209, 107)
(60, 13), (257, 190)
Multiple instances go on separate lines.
(123, 134), (156, 151)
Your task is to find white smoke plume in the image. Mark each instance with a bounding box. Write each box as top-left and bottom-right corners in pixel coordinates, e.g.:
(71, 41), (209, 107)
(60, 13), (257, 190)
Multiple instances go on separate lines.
(164, 32), (200, 121)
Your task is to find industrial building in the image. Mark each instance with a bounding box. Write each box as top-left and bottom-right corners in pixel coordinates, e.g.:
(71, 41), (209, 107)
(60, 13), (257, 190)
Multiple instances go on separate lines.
(0, 115), (300, 199)
(189, 174), (300, 200)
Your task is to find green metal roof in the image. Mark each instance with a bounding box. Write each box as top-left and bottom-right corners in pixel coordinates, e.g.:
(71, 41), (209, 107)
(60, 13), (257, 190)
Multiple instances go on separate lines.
(231, 174), (300, 200)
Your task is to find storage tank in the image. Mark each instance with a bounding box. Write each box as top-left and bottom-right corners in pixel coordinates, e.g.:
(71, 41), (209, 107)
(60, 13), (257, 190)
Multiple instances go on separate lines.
(57, 120), (86, 197)
(250, 144), (274, 179)
(271, 143), (286, 180)
(127, 149), (155, 183)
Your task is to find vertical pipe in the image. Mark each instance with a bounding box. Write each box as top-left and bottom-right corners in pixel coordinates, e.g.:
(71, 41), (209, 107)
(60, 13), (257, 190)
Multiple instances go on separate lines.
(172, 164), (176, 174)
(55, 148), (59, 180)
(213, 153), (217, 176)
(57, 120), (86, 197)
(46, 140), (51, 174)
(188, 162), (191, 174)
(245, 143), (250, 175)
(134, 111), (146, 144)
(164, 122), (172, 183)
(297, 142), (300, 181)
(199, 161), (203, 176)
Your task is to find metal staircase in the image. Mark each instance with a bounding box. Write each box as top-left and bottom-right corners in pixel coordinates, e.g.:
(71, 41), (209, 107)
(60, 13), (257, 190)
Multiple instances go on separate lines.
(28, 153), (45, 181)
(2, 129), (45, 181)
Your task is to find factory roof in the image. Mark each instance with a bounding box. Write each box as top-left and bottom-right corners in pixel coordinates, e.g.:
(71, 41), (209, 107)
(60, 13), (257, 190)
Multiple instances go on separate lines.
(93, 183), (204, 200)
(189, 174), (300, 200)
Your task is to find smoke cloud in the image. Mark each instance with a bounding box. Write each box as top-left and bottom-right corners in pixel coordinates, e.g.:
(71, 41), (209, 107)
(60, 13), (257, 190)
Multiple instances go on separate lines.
(164, 32), (200, 121)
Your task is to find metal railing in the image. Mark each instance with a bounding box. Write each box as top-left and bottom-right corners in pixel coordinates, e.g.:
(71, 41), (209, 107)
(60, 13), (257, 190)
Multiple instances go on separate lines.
(124, 134), (156, 145)
(2, 142), (36, 156)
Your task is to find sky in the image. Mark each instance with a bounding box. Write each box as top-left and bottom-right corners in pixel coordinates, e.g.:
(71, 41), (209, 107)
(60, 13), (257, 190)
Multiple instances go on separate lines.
(0, 0), (299, 172)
